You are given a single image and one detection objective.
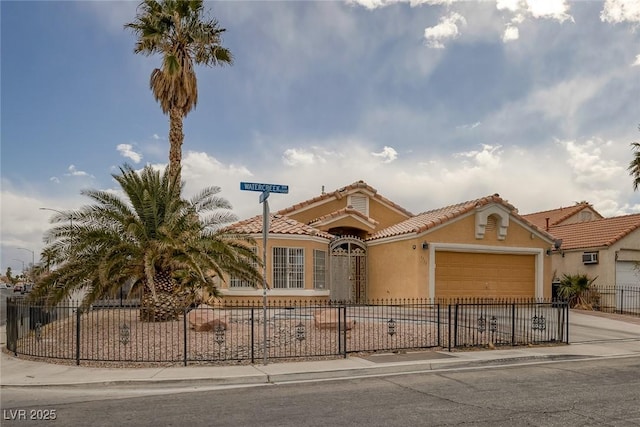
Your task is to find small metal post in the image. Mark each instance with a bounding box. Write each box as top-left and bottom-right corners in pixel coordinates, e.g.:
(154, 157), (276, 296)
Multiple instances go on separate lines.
(75, 307), (81, 366)
(183, 308), (188, 366)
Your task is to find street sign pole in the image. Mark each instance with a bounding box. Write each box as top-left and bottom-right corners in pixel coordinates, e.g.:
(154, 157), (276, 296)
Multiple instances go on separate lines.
(240, 182), (288, 366)
(261, 190), (269, 366)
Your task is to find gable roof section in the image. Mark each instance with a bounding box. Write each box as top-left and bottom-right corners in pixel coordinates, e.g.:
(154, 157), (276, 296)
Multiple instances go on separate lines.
(229, 214), (334, 239)
(308, 207), (379, 230)
(368, 193), (549, 241)
(522, 202), (603, 229)
(276, 180), (414, 218)
(548, 214), (640, 250)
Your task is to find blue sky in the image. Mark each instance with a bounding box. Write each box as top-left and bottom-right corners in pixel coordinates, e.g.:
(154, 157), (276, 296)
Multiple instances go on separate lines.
(1, 0), (639, 274)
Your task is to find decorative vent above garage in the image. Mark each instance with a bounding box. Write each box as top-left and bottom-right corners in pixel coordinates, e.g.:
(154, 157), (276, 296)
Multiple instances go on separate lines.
(475, 205), (509, 240)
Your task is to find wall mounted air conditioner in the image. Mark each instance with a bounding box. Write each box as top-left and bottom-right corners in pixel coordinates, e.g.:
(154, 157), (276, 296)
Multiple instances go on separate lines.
(582, 252), (598, 264)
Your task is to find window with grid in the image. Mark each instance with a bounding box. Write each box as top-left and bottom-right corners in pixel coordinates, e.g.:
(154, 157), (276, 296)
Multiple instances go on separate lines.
(313, 249), (327, 289)
(273, 247), (304, 289)
(230, 247), (258, 288)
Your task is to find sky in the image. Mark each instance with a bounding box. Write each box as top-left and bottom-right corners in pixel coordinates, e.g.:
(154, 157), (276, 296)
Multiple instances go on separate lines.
(1, 0), (639, 275)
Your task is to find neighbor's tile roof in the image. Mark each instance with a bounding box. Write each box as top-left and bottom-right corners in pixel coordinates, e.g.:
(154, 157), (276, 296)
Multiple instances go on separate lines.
(277, 180), (414, 218)
(548, 214), (640, 250)
(229, 214), (334, 239)
(368, 194), (516, 241)
(522, 202), (602, 229)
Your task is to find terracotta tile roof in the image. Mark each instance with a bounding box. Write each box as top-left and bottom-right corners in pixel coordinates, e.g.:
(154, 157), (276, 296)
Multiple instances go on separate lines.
(522, 202), (602, 229)
(548, 214), (640, 250)
(368, 194), (517, 241)
(276, 180), (414, 218)
(229, 214), (334, 239)
(309, 207), (379, 228)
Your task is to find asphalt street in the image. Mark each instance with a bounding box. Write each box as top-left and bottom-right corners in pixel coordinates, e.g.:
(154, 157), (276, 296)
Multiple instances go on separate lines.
(2, 356), (640, 426)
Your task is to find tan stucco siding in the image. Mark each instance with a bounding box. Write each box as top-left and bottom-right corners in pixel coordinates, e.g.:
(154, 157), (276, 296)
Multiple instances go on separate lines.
(286, 198), (347, 225)
(434, 251), (536, 299)
(368, 198), (412, 229)
(367, 239), (428, 300)
(219, 235), (331, 297)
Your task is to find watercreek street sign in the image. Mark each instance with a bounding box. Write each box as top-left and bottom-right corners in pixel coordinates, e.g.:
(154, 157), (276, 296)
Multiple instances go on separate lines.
(240, 182), (289, 194)
(239, 181), (289, 365)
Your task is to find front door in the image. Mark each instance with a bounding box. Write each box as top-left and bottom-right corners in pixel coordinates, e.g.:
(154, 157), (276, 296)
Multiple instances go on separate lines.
(330, 237), (367, 303)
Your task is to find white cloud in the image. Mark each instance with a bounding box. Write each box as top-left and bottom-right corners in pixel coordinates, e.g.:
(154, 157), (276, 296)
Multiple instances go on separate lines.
(632, 54), (640, 66)
(559, 138), (625, 188)
(457, 121), (482, 130)
(496, 0), (572, 45)
(116, 144), (142, 163)
(526, 0), (572, 22)
(601, 0), (640, 24)
(496, 0), (520, 13)
(283, 148), (318, 166)
(424, 12), (467, 49)
(65, 165), (93, 178)
(348, 0), (455, 10)
(502, 25), (519, 42)
(454, 144), (502, 169)
(371, 146), (398, 163)
(49, 177), (60, 184)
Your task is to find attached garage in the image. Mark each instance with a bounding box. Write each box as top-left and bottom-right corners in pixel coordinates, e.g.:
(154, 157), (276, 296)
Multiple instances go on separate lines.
(616, 261), (640, 287)
(434, 251), (536, 299)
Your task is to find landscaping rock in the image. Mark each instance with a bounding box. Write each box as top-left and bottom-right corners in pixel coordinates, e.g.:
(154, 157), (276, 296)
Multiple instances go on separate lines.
(313, 309), (355, 330)
(187, 304), (227, 332)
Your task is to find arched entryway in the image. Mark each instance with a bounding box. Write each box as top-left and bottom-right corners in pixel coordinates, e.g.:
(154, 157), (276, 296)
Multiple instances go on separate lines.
(329, 236), (367, 303)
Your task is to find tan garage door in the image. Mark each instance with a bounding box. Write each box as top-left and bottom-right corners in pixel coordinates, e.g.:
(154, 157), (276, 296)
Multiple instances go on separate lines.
(435, 251), (535, 299)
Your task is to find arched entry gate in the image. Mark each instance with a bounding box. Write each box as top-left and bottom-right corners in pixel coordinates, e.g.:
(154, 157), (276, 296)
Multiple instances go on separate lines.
(329, 236), (367, 303)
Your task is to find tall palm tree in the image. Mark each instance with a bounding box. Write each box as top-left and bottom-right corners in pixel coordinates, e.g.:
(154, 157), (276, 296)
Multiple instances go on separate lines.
(629, 126), (640, 190)
(125, 0), (233, 183)
(31, 164), (260, 322)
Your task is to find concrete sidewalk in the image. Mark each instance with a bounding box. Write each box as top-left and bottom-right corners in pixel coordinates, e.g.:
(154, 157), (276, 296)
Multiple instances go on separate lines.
(2, 311), (639, 389)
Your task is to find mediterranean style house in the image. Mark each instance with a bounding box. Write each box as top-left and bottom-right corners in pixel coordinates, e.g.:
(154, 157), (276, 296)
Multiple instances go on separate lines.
(219, 181), (558, 303)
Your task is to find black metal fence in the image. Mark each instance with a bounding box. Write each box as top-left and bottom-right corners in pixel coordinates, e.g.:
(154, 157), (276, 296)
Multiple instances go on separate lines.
(5, 297), (568, 366)
(587, 285), (640, 316)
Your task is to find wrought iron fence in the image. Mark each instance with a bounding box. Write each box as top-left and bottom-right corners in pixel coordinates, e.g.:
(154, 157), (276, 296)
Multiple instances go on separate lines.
(585, 285), (640, 316)
(5, 297), (568, 366)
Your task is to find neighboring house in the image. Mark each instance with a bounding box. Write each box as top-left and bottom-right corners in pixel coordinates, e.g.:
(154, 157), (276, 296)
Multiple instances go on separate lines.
(221, 181), (556, 303)
(543, 214), (640, 289)
(522, 202), (603, 231)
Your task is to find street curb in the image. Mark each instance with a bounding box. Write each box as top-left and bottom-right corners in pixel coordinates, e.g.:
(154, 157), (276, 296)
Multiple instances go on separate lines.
(0, 354), (602, 389)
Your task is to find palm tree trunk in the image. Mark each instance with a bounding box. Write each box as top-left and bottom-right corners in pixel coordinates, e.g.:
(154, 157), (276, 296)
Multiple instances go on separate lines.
(168, 107), (184, 183)
(139, 270), (181, 322)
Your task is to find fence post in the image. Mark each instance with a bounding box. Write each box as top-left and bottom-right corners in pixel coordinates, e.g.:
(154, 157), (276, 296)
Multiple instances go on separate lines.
(251, 308), (255, 364)
(75, 306), (81, 366)
(447, 304), (451, 352)
(619, 288), (624, 314)
(511, 303), (516, 346)
(565, 302), (570, 344)
(437, 303), (441, 348)
(453, 304), (459, 349)
(339, 305), (345, 358)
(183, 308), (188, 367)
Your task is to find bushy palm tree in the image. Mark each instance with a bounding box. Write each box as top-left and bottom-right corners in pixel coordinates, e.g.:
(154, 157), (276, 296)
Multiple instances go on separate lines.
(125, 0), (233, 183)
(31, 164), (261, 321)
(556, 273), (598, 310)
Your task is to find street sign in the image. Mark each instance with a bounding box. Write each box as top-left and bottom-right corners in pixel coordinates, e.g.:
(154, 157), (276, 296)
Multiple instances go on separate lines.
(240, 182), (289, 194)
